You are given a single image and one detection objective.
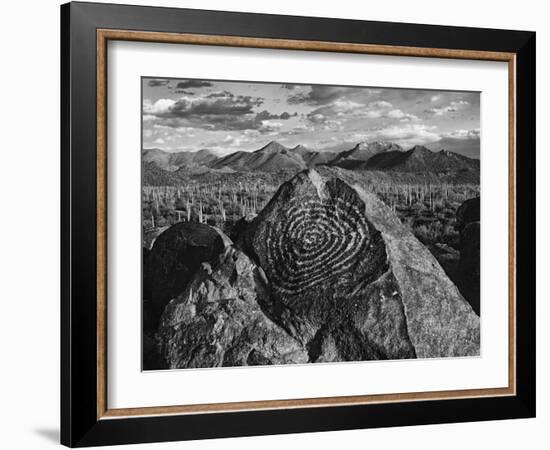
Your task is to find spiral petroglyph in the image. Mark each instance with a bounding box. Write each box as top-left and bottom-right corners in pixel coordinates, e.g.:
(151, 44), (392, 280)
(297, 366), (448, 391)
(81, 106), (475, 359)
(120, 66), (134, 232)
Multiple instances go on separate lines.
(264, 196), (371, 295)
(248, 172), (392, 313)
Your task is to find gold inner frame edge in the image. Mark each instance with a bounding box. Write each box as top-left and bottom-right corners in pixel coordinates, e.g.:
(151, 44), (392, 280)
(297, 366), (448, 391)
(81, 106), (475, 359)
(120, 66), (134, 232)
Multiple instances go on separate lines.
(95, 29), (517, 420)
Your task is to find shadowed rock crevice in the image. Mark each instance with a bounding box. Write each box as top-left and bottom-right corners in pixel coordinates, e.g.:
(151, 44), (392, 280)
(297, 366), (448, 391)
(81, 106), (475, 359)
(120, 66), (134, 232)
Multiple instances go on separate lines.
(144, 222), (228, 330)
(455, 197), (480, 315)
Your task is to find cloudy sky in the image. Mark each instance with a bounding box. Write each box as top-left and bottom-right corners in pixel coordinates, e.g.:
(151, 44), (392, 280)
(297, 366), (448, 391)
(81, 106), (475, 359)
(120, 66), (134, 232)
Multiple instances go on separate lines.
(143, 77), (480, 158)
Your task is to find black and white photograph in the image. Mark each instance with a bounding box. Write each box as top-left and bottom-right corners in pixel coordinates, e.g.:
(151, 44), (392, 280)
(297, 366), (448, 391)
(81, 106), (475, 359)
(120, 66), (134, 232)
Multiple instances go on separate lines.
(141, 77), (481, 370)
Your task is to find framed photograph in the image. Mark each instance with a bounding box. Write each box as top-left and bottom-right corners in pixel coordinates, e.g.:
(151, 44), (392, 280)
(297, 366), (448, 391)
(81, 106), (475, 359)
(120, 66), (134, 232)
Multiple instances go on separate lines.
(61, 1), (536, 447)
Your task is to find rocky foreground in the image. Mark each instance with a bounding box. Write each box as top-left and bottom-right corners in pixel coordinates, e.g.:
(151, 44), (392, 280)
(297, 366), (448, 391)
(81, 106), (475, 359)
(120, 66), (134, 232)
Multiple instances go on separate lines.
(143, 168), (480, 369)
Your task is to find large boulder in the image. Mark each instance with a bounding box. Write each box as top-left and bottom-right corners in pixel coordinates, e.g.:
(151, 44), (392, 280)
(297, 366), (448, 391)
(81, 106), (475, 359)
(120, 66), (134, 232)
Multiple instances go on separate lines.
(143, 225), (170, 250)
(456, 197), (480, 315)
(243, 168), (479, 361)
(144, 223), (230, 328)
(158, 245), (308, 368)
(456, 197), (480, 233)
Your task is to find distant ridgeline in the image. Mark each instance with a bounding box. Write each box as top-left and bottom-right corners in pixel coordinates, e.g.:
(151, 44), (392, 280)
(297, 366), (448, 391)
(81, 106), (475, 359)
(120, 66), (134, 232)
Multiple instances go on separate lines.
(142, 140), (480, 186)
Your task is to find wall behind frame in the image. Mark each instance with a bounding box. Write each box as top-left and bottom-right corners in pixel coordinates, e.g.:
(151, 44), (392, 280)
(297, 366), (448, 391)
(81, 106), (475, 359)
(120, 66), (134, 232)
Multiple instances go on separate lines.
(0, 0), (545, 449)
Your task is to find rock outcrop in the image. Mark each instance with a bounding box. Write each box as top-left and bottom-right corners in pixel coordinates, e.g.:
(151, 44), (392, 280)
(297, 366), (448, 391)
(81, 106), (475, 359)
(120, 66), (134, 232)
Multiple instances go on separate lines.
(456, 197), (480, 315)
(242, 167), (479, 361)
(158, 245), (308, 368)
(144, 222), (230, 328)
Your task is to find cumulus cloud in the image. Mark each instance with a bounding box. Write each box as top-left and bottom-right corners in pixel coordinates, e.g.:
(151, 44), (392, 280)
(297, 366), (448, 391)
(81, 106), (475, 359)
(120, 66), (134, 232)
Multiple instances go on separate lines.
(308, 99), (364, 117)
(259, 120), (284, 134)
(386, 109), (419, 121)
(436, 128), (480, 158)
(143, 98), (177, 115)
(175, 80), (213, 89)
(308, 113), (327, 124)
(147, 79), (170, 87)
(305, 99), (395, 123)
(203, 131), (272, 154)
(255, 110), (296, 121)
(441, 128), (480, 139)
(144, 93), (261, 126)
(287, 85), (364, 105)
(368, 100), (393, 109)
(425, 100), (469, 116)
(285, 123), (314, 135)
(351, 124), (441, 148)
(206, 90), (233, 98)
(144, 92), (296, 133)
(376, 124), (440, 143)
(322, 119), (344, 131)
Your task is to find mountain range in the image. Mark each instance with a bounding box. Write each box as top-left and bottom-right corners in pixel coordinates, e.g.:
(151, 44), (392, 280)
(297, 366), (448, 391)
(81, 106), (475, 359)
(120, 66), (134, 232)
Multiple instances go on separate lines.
(142, 140), (479, 175)
(364, 145), (479, 172)
(210, 141), (307, 172)
(142, 148), (218, 172)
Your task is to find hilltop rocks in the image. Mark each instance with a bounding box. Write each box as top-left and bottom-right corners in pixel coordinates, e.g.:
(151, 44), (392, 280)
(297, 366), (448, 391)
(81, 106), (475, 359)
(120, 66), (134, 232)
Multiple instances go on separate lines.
(158, 245), (308, 368)
(456, 197), (480, 315)
(243, 168), (479, 361)
(144, 222), (230, 327)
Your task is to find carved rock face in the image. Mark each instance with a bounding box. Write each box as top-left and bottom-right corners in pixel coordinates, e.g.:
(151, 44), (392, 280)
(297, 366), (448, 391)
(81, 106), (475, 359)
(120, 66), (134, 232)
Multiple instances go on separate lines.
(243, 168), (479, 361)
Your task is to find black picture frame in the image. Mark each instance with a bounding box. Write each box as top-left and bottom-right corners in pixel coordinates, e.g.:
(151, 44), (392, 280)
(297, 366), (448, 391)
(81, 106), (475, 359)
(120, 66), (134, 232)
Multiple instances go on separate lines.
(61, 1), (536, 447)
